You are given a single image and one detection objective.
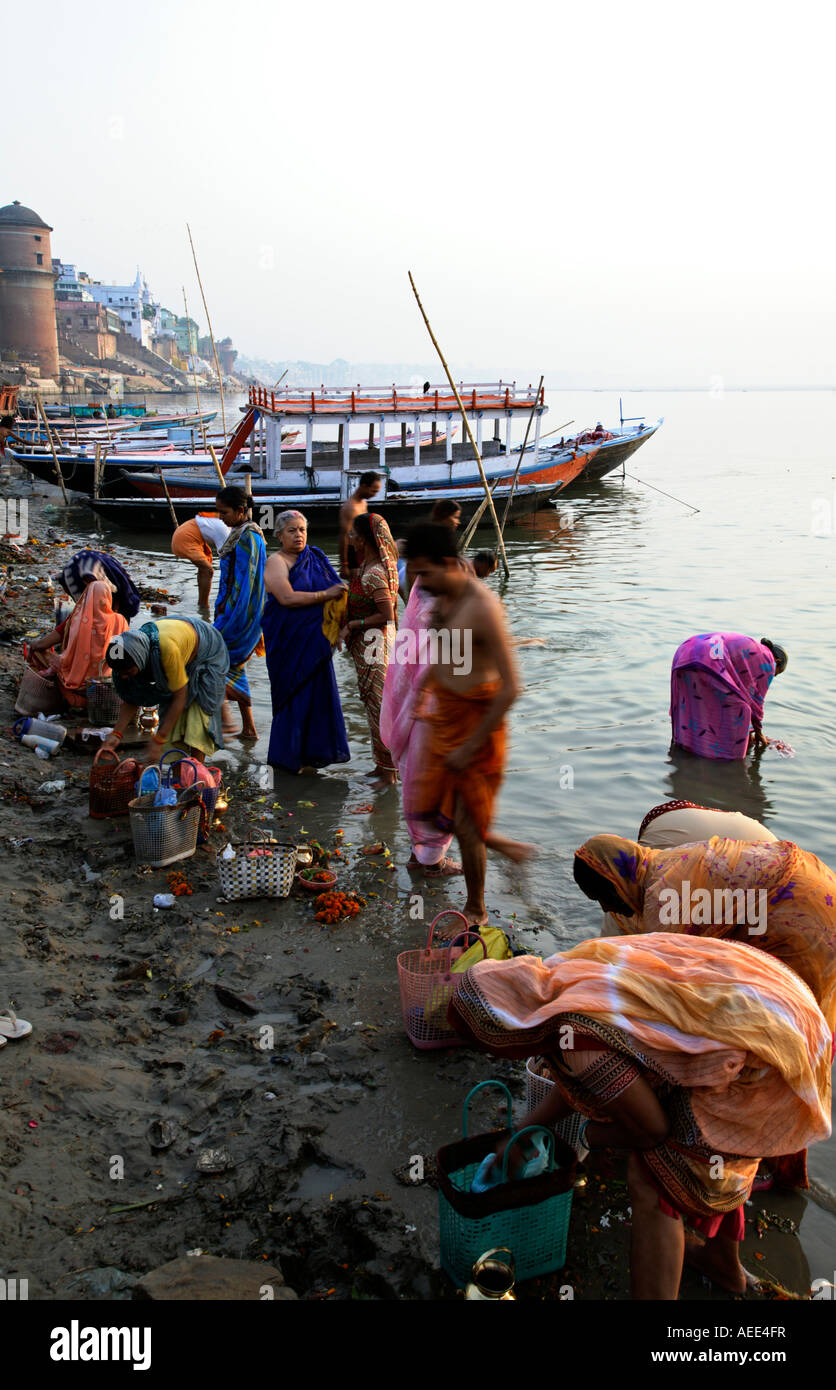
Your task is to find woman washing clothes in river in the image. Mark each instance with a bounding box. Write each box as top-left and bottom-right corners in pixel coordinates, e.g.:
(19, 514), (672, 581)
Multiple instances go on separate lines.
(670, 633), (788, 758)
(340, 512), (399, 789)
(99, 617), (229, 764)
(450, 933), (832, 1299)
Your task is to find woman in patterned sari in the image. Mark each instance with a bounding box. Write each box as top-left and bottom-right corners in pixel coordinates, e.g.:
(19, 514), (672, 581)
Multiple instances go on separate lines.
(340, 512), (399, 789)
(574, 832), (836, 1190)
(212, 487), (266, 741)
(450, 934), (832, 1299)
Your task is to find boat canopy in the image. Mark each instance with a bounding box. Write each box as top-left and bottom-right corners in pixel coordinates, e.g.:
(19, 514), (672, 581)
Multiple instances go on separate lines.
(247, 381), (547, 491)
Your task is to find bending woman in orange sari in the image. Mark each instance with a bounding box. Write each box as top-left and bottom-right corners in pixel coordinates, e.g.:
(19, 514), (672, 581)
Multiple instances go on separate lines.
(574, 832), (836, 1190)
(340, 512), (399, 789)
(450, 934), (832, 1299)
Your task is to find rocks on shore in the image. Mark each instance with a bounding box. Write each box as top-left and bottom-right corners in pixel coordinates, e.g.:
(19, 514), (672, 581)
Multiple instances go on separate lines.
(135, 1255), (297, 1301)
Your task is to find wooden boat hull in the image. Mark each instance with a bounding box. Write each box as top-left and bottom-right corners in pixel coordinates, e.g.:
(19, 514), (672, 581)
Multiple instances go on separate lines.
(572, 423), (661, 481)
(85, 480), (563, 533)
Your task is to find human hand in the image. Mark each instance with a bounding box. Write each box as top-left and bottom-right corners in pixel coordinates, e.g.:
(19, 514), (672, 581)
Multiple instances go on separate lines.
(326, 583), (347, 599)
(95, 735), (120, 762)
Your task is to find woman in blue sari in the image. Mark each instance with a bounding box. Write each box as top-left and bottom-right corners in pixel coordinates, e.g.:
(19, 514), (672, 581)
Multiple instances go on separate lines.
(262, 510), (350, 773)
(212, 487), (266, 740)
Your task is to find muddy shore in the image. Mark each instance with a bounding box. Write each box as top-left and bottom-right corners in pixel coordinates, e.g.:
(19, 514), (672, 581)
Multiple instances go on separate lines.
(0, 490), (824, 1302)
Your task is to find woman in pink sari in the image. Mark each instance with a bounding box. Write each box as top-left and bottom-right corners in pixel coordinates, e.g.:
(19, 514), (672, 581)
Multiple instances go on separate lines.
(380, 580), (460, 876)
(670, 632), (787, 759)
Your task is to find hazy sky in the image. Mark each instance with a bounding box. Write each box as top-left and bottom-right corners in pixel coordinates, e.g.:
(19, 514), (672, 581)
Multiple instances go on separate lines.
(6, 0), (833, 385)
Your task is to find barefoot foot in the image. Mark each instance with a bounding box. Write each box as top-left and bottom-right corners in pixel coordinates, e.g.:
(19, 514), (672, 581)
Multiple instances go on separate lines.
(485, 834), (538, 864)
(424, 857), (464, 877)
(684, 1236), (759, 1296)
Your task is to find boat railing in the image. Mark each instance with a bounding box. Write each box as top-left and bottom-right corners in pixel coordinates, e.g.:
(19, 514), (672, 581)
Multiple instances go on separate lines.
(247, 382), (545, 415)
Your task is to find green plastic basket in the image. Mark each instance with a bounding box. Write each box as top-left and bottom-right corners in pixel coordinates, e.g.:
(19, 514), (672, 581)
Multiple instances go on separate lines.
(437, 1081), (575, 1288)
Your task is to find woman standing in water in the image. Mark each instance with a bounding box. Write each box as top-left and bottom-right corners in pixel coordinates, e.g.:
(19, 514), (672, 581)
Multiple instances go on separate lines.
(212, 486), (266, 742)
(670, 632), (788, 758)
(340, 512), (399, 789)
(262, 510), (349, 774)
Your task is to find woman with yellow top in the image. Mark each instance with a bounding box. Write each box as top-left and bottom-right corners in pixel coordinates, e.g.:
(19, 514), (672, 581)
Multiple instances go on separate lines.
(99, 617), (229, 763)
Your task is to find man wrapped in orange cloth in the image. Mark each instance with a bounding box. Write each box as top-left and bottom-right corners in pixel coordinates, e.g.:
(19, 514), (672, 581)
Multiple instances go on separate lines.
(402, 523), (533, 929)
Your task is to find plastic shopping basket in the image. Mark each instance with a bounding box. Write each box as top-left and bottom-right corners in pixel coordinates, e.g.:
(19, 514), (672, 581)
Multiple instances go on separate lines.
(396, 911), (487, 1049)
(437, 1080), (576, 1287)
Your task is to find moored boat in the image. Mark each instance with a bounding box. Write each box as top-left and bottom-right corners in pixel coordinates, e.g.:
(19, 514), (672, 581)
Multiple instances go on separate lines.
(85, 477), (565, 533)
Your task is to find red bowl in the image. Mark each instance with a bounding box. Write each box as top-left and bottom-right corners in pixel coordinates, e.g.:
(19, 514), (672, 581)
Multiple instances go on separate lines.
(296, 869), (337, 892)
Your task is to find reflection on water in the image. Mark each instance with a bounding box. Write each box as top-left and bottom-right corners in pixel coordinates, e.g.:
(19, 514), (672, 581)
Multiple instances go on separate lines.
(664, 743), (775, 827)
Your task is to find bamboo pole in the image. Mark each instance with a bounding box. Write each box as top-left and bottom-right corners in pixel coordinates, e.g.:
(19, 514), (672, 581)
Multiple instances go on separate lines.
(459, 475), (502, 551)
(408, 272), (509, 577)
(35, 394), (69, 504)
(182, 285), (209, 451)
(208, 444), (226, 488)
(157, 467), (178, 529)
(186, 223), (228, 443)
(93, 443), (101, 499)
(461, 407), (571, 551)
(498, 374), (544, 541)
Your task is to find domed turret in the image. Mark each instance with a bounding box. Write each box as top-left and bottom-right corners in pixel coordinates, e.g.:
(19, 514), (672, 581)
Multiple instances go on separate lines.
(0, 200), (59, 377)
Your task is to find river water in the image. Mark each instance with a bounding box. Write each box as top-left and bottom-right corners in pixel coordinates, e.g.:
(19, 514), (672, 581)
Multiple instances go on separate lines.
(60, 384), (836, 1278)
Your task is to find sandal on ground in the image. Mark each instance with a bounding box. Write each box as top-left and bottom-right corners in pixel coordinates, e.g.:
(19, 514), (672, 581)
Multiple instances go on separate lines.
(0, 1007), (32, 1040)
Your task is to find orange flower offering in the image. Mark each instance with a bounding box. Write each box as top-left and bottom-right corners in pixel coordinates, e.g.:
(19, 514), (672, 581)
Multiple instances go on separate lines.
(313, 891), (365, 924)
(167, 870), (193, 897)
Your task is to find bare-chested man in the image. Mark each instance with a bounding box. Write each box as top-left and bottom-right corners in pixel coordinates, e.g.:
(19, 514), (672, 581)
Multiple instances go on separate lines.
(339, 471), (381, 577)
(403, 522), (533, 928)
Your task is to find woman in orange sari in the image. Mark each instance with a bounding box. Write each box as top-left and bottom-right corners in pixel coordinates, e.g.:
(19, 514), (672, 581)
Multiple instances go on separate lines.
(574, 832), (836, 1190)
(450, 934), (832, 1299)
(573, 834), (836, 1034)
(28, 578), (129, 709)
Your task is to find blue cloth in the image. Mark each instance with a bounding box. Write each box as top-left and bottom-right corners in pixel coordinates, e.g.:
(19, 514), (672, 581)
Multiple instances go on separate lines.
(263, 545), (349, 772)
(61, 549), (140, 620)
(214, 524), (266, 700)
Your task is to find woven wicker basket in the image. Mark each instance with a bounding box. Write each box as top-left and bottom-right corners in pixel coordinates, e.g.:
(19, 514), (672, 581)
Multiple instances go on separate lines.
(89, 749), (143, 819)
(216, 829), (297, 900)
(86, 678), (122, 726)
(15, 666), (63, 717)
(128, 786), (202, 867)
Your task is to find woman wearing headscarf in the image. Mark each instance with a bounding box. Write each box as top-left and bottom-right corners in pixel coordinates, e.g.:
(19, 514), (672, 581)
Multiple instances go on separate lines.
(99, 617), (229, 764)
(449, 934), (832, 1299)
(379, 577), (458, 875)
(27, 551), (138, 707)
(262, 510), (349, 774)
(340, 511), (399, 788)
(574, 832), (836, 1189)
(212, 487), (266, 741)
(670, 632), (788, 759)
(59, 549), (141, 621)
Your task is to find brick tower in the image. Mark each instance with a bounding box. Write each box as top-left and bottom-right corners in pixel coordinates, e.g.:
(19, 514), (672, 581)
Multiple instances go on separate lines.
(0, 201), (60, 378)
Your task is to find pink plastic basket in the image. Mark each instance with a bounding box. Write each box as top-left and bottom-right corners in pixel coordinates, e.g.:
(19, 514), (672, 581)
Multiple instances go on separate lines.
(396, 911), (488, 1050)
